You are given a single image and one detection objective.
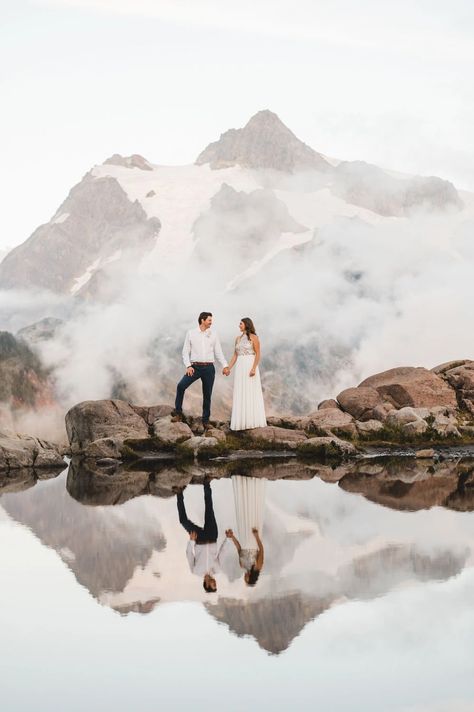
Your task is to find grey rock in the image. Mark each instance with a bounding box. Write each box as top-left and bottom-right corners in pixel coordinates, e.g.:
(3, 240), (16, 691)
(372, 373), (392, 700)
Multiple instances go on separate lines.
(153, 416), (194, 445)
(336, 386), (382, 421)
(65, 399), (149, 453)
(178, 436), (219, 454)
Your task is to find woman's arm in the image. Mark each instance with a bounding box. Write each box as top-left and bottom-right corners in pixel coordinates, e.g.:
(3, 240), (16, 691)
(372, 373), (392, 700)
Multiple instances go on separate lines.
(249, 335), (260, 377)
(253, 528), (264, 569)
(226, 528), (241, 554)
(227, 338), (239, 371)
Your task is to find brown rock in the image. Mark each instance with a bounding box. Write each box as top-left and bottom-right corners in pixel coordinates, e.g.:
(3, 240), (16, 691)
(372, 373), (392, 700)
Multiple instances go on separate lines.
(305, 408), (357, 437)
(355, 419), (385, 435)
(359, 366), (457, 409)
(246, 426), (307, 449)
(415, 449), (435, 459)
(336, 386), (382, 421)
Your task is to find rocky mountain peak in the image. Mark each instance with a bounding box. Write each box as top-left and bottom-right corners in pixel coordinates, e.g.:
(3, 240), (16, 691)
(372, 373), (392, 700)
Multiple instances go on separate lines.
(195, 109), (331, 173)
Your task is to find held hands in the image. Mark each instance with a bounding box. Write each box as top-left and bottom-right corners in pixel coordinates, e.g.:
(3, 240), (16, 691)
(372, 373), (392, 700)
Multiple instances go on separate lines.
(225, 529), (234, 538)
(186, 366), (195, 377)
(249, 369), (256, 377)
(222, 366), (230, 376)
(252, 527), (259, 537)
(189, 531), (198, 541)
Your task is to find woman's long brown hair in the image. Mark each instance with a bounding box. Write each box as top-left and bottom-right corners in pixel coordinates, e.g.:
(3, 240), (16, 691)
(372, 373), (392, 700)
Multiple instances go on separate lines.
(241, 317), (256, 341)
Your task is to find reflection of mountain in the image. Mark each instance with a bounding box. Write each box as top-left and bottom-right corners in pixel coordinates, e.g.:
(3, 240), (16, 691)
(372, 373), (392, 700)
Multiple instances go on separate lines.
(339, 459), (474, 512)
(207, 593), (330, 655)
(208, 542), (465, 654)
(2, 461), (473, 655)
(1, 472), (165, 600)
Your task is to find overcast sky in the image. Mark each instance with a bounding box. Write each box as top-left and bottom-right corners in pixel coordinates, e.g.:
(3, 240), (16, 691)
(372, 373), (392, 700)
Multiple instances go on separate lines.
(1, 0), (473, 250)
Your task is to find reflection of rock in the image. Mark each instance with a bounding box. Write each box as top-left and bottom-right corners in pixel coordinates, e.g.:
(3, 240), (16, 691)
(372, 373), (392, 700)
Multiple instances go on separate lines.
(206, 593), (330, 655)
(2, 471), (165, 600)
(67, 459), (150, 506)
(444, 468), (474, 511)
(338, 458), (474, 511)
(0, 467), (37, 494)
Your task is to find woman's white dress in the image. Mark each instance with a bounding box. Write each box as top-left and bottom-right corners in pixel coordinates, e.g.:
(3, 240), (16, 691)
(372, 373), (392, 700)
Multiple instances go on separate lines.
(232, 475), (266, 571)
(230, 335), (267, 430)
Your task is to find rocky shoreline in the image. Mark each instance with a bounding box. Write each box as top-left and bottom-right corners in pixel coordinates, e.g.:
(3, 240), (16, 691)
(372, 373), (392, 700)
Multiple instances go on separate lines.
(1, 361), (474, 472)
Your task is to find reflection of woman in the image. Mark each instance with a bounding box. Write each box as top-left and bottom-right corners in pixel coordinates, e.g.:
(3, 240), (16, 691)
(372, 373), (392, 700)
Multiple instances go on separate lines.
(226, 475), (266, 585)
(228, 317), (267, 430)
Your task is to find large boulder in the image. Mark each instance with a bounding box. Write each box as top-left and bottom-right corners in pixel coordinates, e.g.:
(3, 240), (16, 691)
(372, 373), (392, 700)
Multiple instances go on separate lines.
(358, 367), (457, 409)
(153, 416), (193, 445)
(130, 404), (174, 425)
(65, 399), (149, 454)
(0, 431), (65, 471)
(178, 436), (219, 455)
(336, 386), (382, 421)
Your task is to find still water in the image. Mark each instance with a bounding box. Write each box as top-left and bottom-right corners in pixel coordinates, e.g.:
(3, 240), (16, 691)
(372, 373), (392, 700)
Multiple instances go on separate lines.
(2, 457), (474, 712)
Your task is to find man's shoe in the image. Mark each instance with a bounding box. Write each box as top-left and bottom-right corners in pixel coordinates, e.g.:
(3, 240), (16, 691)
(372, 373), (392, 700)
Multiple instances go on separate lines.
(203, 422), (212, 432)
(171, 411), (186, 423)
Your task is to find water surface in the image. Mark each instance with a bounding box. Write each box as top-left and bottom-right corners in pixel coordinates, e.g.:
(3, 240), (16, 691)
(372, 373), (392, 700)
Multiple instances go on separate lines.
(1, 457), (474, 711)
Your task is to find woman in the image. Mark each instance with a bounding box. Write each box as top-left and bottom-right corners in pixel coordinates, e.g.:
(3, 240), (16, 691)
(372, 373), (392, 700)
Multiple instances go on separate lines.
(226, 475), (266, 586)
(228, 317), (267, 431)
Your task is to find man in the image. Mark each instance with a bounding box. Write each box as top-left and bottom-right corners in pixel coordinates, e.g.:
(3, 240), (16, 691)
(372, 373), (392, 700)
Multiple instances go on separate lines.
(177, 481), (230, 593)
(173, 311), (229, 429)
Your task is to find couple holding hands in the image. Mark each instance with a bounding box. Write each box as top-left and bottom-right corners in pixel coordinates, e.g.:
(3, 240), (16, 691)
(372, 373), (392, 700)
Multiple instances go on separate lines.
(173, 311), (267, 431)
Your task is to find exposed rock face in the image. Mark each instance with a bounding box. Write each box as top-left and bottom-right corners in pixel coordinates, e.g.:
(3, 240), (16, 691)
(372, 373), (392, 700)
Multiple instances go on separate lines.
(436, 360), (474, 414)
(332, 161), (462, 216)
(0, 331), (56, 411)
(0, 430), (65, 471)
(196, 110), (331, 173)
(0, 174), (160, 293)
(16, 317), (64, 345)
(103, 153), (153, 171)
(192, 183), (307, 284)
(358, 366), (457, 409)
(65, 399), (149, 455)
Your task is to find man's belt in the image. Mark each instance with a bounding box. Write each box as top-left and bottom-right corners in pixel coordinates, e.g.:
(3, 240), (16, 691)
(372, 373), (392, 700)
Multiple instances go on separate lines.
(191, 361), (213, 366)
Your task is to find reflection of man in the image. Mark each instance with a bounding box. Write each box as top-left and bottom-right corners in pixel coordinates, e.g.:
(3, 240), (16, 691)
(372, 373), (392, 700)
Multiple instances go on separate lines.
(177, 481), (229, 593)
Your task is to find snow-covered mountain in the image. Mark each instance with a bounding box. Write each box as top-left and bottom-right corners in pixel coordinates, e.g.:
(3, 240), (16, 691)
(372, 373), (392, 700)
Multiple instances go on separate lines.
(0, 110), (463, 297)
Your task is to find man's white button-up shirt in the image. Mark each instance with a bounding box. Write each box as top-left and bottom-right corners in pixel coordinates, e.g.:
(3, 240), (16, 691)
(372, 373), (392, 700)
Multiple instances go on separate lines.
(182, 327), (228, 369)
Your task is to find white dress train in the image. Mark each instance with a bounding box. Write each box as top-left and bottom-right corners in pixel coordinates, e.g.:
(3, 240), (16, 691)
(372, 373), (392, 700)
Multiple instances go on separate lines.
(230, 335), (267, 430)
(232, 475), (267, 571)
